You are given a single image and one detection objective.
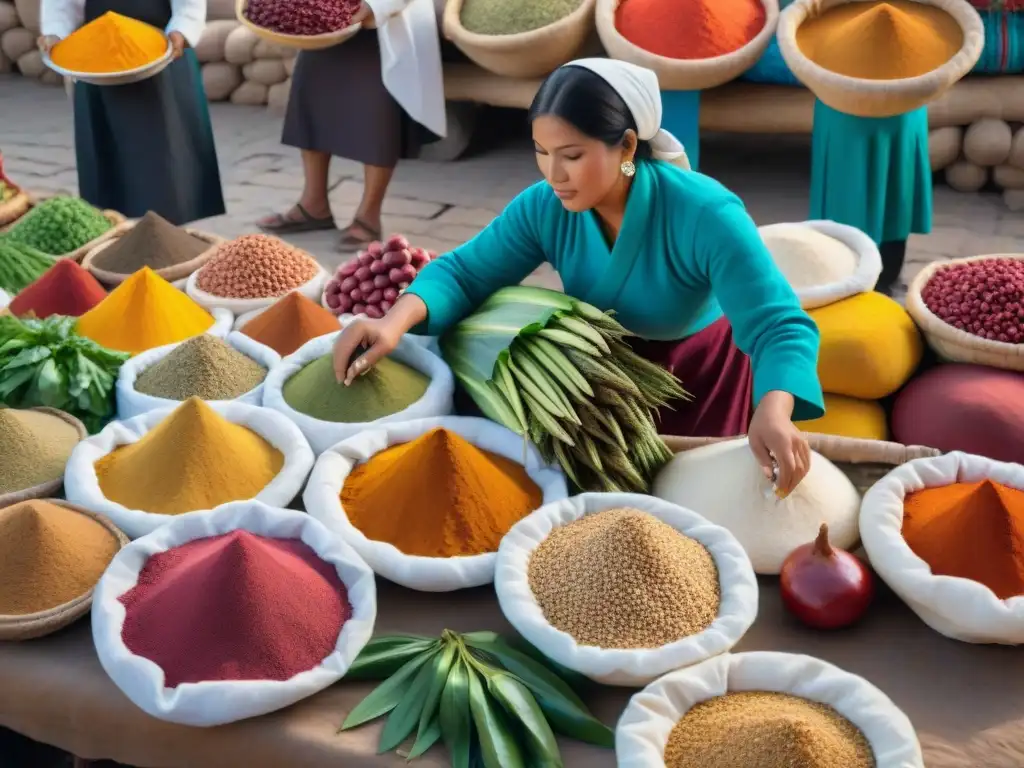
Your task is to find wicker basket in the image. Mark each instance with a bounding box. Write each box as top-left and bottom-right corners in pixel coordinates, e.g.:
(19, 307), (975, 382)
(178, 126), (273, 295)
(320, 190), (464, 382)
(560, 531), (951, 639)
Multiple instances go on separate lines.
(0, 407), (88, 509)
(1, 199), (125, 262)
(0, 500), (128, 641)
(595, 0), (779, 90)
(444, 0), (596, 79)
(236, 0), (362, 51)
(662, 432), (940, 496)
(777, 0), (984, 118)
(905, 253), (1024, 371)
(81, 221), (225, 286)
(0, 191), (31, 228)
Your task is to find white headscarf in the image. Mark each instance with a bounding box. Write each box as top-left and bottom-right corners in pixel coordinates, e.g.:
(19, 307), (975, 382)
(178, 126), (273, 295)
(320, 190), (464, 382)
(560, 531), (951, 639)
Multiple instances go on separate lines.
(566, 58), (691, 171)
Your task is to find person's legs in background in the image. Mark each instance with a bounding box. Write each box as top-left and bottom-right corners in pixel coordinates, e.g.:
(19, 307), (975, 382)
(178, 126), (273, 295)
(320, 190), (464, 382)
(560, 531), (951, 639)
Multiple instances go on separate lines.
(877, 239), (907, 297)
(338, 163), (395, 249)
(257, 149), (334, 232)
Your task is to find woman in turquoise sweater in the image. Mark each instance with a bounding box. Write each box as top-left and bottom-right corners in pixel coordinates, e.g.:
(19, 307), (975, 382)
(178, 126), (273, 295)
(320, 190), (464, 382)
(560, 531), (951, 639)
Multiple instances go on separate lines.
(333, 58), (824, 494)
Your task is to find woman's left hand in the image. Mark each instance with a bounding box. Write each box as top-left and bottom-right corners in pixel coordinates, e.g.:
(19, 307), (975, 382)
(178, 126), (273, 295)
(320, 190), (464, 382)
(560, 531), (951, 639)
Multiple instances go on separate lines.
(747, 390), (811, 497)
(168, 31), (186, 59)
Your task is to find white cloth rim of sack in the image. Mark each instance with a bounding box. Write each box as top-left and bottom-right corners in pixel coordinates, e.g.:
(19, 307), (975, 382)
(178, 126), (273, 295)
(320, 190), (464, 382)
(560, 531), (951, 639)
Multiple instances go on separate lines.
(337, 312), (435, 350)
(185, 265), (328, 315)
(303, 416), (569, 592)
(203, 307), (234, 338)
(567, 58), (691, 171)
(860, 451), (1024, 644)
(64, 400), (315, 539)
(0, 287), (9, 309)
(262, 331), (456, 455)
(615, 651), (923, 767)
(91, 500), (377, 727)
(115, 332), (282, 420)
(758, 219), (882, 309)
(494, 492), (758, 686)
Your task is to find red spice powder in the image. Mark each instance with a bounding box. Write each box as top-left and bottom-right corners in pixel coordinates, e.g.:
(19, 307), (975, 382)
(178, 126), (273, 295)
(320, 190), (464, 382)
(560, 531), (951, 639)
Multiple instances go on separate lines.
(119, 529), (351, 687)
(9, 259), (107, 318)
(615, 0), (766, 59)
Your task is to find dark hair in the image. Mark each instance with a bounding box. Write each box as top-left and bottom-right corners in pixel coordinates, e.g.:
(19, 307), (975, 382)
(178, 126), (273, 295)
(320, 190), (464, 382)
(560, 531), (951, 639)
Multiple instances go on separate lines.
(528, 65), (652, 159)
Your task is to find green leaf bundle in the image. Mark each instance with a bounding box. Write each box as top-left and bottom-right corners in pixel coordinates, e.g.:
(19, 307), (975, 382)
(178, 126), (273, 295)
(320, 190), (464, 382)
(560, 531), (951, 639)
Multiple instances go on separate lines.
(0, 235), (55, 295)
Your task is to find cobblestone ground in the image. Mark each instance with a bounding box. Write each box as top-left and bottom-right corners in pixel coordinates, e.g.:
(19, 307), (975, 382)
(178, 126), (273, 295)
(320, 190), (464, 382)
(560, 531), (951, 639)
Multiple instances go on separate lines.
(3, 75), (1023, 293)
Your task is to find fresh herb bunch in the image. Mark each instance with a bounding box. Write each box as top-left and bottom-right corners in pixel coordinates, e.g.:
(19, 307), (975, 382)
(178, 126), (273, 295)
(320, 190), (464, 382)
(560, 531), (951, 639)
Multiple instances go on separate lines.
(341, 630), (613, 766)
(0, 315), (129, 432)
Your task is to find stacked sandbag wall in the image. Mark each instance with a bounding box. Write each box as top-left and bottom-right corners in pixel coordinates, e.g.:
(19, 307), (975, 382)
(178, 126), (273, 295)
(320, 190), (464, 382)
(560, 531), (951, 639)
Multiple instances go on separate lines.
(931, 120), (1024, 210)
(0, 0), (62, 85)
(197, 22), (294, 109)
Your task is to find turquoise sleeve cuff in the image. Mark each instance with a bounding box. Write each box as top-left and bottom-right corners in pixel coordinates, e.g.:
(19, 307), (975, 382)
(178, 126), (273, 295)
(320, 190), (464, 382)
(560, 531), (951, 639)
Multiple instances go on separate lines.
(754, 364), (825, 422)
(403, 276), (467, 338)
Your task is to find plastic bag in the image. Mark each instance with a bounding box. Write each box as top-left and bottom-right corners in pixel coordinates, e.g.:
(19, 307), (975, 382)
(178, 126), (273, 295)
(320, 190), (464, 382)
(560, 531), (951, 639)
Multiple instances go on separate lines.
(186, 266), (328, 315)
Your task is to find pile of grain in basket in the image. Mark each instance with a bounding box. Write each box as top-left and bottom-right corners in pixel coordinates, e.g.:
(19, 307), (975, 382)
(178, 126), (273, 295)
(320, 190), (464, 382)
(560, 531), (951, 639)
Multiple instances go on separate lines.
(759, 224), (859, 291)
(527, 507), (720, 648)
(5, 196), (111, 256)
(0, 408), (82, 495)
(196, 235), (319, 300)
(91, 211), (210, 274)
(134, 336), (267, 401)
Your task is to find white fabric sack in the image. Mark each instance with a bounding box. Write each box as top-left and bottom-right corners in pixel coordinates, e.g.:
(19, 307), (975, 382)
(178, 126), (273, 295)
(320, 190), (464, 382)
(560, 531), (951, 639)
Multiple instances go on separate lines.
(115, 332), (282, 420)
(185, 266), (328, 316)
(303, 416), (568, 591)
(91, 500), (377, 727)
(0, 287), (10, 309)
(336, 311), (436, 351)
(263, 331), (455, 455)
(494, 492), (758, 687)
(759, 220), (882, 309)
(860, 451), (1024, 644)
(616, 651), (922, 767)
(203, 307), (235, 339)
(64, 401), (315, 539)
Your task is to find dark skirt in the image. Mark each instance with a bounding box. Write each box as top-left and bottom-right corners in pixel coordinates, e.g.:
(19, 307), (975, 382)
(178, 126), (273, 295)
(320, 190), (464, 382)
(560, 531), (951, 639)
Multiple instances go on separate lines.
(629, 317), (753, 437)
(282, 31), (429, 167)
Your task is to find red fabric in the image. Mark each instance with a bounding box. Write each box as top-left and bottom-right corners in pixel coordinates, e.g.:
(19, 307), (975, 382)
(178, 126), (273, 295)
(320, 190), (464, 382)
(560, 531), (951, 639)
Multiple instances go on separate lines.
(628, 317), (753, 438)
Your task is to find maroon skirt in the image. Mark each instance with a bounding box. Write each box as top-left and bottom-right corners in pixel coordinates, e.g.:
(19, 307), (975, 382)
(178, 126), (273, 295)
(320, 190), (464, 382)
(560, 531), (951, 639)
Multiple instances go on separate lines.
(628, 317), (753, 438)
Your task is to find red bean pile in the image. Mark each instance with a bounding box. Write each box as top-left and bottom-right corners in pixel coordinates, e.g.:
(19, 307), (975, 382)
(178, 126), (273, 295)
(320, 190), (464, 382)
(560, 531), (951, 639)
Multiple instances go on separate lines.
(196, 234), (320, 299)
(245, 0), (360, 36)
(323, 235), (434, 319)
(921, 258), (1024, 344)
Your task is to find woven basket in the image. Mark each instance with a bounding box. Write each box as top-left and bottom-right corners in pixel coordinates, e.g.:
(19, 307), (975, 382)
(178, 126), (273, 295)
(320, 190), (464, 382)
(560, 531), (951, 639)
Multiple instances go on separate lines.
(0, 191), (31, 228)
(81, 221), (225, 286)
(595, 0), (779, 90)
(2, 202), (125, 261)
(777, 0), (985, 118)
(0, 407), (88, 509)
(444, 0), (596, 79)
(905, 252), (1024, 371)
(236, 0), (362, 51)
(662, 432), (940, 496)
(0, 500), (128, 641)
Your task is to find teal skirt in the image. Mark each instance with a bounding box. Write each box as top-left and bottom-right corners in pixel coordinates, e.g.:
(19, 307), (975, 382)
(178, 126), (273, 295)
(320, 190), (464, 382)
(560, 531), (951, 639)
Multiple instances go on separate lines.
(809, 100), (932, 244)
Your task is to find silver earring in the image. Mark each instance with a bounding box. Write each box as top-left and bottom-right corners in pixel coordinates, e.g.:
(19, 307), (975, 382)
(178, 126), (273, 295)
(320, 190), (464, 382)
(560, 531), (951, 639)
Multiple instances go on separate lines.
(620, 160), (636, 177)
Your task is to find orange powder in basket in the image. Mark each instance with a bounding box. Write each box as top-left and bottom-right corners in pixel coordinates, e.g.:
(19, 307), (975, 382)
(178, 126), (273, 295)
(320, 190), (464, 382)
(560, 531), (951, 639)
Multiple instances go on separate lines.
(796, 1), (963, 80)
(615, 0), (766, 59)
(902, 479), (1024, 600)
(50, 12), (168, 74)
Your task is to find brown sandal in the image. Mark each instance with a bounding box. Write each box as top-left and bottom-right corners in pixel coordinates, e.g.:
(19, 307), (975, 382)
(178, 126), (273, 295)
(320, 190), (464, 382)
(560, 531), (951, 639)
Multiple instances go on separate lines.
(258, 203), (335, 234)
(337, 218), (382, 252)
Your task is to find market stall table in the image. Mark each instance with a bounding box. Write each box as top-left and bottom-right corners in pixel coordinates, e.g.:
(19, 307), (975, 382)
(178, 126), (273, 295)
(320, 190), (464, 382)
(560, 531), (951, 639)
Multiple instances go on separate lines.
(1, 580), (1022, 766)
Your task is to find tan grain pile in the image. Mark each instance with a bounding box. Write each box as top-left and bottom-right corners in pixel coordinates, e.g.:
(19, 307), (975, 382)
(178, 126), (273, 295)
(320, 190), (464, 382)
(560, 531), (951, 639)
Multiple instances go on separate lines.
(0, 408), (82, 495)
(133, 335), (267, 401)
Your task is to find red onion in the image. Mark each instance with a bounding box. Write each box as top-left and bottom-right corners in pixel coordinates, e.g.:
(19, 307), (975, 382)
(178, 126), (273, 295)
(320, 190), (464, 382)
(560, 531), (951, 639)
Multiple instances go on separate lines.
(922, 259), (1024, 344)
(324, 235), (435, 317)
(779, 524), (873, 630)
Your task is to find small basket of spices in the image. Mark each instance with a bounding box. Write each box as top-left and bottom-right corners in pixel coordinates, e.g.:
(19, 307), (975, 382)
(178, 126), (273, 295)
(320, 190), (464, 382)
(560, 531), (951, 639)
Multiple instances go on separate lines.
(616, 651), (922, 768)
(494, 492), (758, 686)
(0, 499), (128, 641)
(303, 416), (568, 591)
(0, 407), (88, 508)
(3, 195), (124, 261)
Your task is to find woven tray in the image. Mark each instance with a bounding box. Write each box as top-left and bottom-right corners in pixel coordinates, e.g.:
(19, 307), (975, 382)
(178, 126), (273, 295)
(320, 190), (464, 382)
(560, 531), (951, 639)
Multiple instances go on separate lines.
(0, 197), (125, 261)
(777, 0), (984, 118)
(0, 191), (31, 228)
(236, 0), (362, 51)
(0, 407), (88, 509)
(662, 432), (941, 495)
(595, 0), (778, 90)
(0, 500), (128, 641)
(81, 221), (225, 286)
(905, 252), (1024, 372)
(444, 0), (596, 79)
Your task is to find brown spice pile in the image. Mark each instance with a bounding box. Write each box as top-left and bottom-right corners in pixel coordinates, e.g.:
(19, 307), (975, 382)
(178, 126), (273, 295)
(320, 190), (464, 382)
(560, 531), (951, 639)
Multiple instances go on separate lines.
(134, 335), (268, 401)
(664, 691), (876, 768)
(196, 234), (319, 299)
(527, 507), (720, 649)
(0, 408), (82, 495)
(93, 211), (210, 273)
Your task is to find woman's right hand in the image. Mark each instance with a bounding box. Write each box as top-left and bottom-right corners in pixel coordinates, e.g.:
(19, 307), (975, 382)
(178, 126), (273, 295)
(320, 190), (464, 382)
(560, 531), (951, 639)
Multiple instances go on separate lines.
(37, 35), (60, 53)
(332, 317), (403, 385)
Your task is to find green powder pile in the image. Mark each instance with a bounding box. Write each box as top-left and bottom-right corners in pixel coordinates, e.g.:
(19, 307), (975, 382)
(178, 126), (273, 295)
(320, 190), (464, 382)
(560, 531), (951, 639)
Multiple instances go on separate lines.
(7, 196), (112, 256)
(283, 354), (430, 423)
(0, 408), (83, 494)
(134, 335), (268, 401)
(460, 0), (583, 34)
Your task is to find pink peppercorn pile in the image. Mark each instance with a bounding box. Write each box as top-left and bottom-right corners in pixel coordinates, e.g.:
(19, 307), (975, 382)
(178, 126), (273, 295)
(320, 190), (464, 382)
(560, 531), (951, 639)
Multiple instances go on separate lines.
(245, 0), (361, 36)
(921, 258), (1024, 344)
(197, 234), (320, 299)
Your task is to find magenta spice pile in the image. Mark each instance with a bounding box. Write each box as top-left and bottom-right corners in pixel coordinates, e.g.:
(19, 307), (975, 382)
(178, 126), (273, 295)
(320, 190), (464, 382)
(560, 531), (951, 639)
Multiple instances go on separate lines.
(119, 530), (351, 687)
(323, 235), (434, 318)
(245, 0), (360, 36)
(196, 234), (320, 299)
(922, 258), (1024, 344)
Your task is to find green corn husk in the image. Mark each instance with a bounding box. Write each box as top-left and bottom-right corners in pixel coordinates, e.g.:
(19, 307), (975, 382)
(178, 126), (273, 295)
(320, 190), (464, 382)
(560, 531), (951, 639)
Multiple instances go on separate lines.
(439, 286), (690, 492)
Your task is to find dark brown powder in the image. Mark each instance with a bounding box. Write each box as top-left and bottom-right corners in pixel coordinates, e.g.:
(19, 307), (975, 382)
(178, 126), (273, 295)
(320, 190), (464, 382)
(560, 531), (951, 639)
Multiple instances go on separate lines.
(93, 211), (210, 273)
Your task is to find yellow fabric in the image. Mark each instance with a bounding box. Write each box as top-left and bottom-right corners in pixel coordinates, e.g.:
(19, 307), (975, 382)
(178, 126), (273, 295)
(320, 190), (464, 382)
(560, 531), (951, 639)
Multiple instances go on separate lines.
(810, 291), (922, 400)
(802, 394), (888, 441)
